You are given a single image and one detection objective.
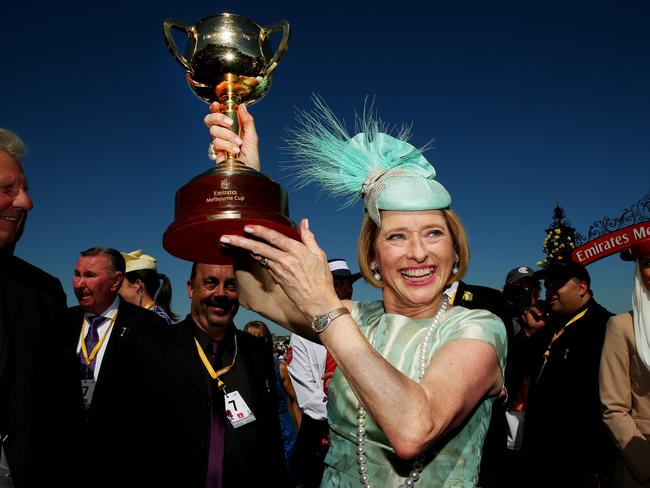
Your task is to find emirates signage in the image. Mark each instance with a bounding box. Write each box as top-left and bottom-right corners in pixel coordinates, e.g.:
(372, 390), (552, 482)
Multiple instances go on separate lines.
(572, 221), (650, 265)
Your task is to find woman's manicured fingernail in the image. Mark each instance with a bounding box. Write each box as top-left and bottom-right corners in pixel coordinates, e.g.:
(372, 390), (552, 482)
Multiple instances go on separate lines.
(244, 226), (254, 234)
(220, 236), (231, 244)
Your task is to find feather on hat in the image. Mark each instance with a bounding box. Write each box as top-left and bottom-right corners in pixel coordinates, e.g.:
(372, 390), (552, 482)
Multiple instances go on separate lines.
(287, 96), (451, 226)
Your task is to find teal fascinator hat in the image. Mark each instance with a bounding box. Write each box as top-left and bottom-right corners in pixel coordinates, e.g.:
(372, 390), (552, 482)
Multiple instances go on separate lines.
(288, 97), (451, 226)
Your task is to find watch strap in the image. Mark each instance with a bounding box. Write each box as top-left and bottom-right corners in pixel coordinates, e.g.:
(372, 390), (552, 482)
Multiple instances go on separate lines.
(326, 307), (349, 322)
(312, 307), (350, 333)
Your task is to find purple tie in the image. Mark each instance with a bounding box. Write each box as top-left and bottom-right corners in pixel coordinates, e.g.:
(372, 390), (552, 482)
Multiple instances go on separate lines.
(81, 315), (105, 377)
(205, 342), (225, 488)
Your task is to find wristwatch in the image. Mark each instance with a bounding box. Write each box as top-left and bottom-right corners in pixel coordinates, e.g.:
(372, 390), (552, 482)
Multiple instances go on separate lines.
(311, 307), (350, 333)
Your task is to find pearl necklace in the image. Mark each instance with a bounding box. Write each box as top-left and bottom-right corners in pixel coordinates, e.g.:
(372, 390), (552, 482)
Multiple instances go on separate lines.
(355, 295), (450, 488)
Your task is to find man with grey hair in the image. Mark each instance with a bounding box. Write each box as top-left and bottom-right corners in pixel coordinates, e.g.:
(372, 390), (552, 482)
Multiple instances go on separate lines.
(0, 129), (31, 253)
(0, 129), (81, 487)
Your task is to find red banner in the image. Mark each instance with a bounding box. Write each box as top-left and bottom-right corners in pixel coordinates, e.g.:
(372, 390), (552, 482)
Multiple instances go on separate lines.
(572, 221), (650, 265)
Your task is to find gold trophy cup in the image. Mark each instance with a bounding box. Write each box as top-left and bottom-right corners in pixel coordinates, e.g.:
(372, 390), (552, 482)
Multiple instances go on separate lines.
(162, 12), (297, 264)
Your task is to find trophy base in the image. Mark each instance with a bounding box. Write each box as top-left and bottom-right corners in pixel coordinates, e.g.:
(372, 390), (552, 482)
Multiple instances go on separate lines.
(163, 166), (299, 264)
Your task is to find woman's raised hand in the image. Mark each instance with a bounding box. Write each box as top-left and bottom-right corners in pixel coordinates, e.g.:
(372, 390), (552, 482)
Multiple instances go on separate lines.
(220, 218), (342, 320)
(204, 102), (261, 171)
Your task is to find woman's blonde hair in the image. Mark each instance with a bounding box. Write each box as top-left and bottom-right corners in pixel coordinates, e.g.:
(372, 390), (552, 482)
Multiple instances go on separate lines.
(358, 209), (470, 288)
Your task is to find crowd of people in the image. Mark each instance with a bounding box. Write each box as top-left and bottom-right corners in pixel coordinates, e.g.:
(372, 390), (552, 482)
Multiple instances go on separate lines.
(0, 100), (648, 488)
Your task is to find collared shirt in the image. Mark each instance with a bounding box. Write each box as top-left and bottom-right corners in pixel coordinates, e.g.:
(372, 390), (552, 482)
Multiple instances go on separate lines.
(194, 323), (236, 364)
(193, 321), (240, 392)
(76, 296), (120, 380)
(287, 334), (328, 420)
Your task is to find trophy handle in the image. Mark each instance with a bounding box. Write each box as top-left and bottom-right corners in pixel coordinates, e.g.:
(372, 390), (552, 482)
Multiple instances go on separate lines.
(262, 20), (291, 75)
(163, 19), (194, 71)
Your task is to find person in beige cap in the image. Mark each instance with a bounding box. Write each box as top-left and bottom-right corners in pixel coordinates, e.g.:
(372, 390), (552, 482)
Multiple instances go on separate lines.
(119, 249), (177, 324)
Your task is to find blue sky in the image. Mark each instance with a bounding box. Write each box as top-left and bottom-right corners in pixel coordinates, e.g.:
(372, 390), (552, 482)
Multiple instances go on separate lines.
(3, 0), (648, 334)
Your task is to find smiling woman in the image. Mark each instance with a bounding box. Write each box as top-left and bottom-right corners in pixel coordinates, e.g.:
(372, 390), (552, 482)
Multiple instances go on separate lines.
(359, 208), (470, 318)
(206, 100), (506, 487)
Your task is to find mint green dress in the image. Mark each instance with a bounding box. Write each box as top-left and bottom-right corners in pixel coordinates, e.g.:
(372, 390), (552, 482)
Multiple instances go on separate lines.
(320, 301), (507, 488)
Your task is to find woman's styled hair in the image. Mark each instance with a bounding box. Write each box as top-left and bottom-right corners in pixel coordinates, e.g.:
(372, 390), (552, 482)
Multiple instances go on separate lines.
(357, 208), (470, 288)
(124, 268), (178, 321)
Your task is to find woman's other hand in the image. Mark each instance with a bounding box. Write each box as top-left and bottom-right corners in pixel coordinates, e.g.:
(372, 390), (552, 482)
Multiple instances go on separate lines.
(204, 102), (260, 170)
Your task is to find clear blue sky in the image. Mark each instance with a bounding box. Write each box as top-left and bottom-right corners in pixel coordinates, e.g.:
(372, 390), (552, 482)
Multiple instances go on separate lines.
(3, 0), (648, 335)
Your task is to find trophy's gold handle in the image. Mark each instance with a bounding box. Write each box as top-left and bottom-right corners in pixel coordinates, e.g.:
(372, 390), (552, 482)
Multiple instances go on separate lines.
(163, 19), (194, 72)
(262, 20), (291, 76)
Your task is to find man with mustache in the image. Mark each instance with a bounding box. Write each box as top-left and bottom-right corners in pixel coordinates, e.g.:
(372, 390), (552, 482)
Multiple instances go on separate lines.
(116, 263), (287, 487)
(0, 129), (81, 487)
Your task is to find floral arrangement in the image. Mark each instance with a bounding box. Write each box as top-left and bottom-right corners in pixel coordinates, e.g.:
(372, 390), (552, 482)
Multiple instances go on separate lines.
(537, 204), (577, 267)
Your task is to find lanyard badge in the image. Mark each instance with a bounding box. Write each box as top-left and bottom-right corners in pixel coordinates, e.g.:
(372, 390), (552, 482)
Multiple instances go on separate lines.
(195, 336), (257, 428)
(536, 308), (588, 382)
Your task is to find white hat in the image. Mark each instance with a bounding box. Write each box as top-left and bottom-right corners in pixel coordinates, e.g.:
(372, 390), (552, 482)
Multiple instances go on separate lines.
(121, 249), (157, 273)
(328, 258), (361, 282)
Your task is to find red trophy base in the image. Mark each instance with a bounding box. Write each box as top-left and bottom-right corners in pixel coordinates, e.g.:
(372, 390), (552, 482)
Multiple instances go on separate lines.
(163, 166), (300, 264)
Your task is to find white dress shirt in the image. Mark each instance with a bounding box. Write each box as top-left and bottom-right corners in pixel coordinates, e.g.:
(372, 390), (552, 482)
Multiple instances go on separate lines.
(76, 296), (120, 380)
(287, 334), (328, 420)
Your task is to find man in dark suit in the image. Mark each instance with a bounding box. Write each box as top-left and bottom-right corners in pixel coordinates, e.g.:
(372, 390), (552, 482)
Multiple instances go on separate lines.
(524, 261), (615, 487)
(117, 263), (287, 487)
(0, 128), (81, 487)
(68, 247), (166, 487)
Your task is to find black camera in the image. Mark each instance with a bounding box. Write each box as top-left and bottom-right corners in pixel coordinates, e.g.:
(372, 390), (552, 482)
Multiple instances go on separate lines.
(503, 282), (536, 315)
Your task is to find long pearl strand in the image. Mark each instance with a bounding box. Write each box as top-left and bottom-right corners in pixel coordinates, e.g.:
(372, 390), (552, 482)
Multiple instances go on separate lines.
(355, 295), (450, 488)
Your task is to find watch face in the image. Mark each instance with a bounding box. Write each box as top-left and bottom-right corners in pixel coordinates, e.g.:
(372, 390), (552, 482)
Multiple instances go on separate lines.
(312, 314), (330, 332)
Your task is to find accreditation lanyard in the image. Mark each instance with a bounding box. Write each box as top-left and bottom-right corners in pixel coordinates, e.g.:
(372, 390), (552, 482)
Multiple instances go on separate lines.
(536, 307), (588, 382)
(194, 335), (238, 391)
(80, 310), (119, 366)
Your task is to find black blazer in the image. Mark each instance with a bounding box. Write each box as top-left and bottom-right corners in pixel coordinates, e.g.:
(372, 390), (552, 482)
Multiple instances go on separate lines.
(116, 316), (288, 487)
(68, 299), (166, 415)
(524, 298), (615, 484)
(68, 299), (166, 487)
(0, 255), (82, 488)
(452, 281), (511, 338)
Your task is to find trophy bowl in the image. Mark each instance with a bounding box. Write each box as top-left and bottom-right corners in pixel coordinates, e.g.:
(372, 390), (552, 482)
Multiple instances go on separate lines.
(162, 12), (299, 264)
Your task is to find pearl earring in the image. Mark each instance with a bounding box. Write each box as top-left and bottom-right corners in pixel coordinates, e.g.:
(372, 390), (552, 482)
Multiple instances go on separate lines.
(452, 254), (459, 275)
(371, 262), (381, 281)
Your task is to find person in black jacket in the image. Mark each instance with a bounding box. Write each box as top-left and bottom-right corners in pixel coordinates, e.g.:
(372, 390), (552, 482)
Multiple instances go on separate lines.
(116, 263), (288, 488)
(0, 128), (82, 488)
(69, 247), (167, 488)
(524, 261), (616, 487)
